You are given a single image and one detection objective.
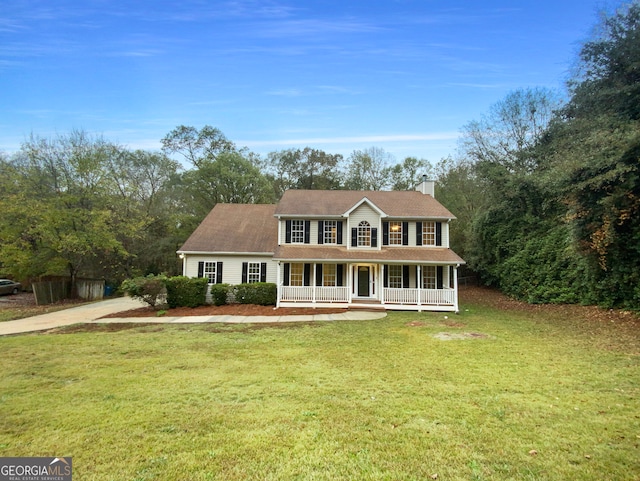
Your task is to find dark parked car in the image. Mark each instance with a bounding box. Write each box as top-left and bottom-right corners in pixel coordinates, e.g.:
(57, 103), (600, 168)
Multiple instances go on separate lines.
(0, 279), (21, 295)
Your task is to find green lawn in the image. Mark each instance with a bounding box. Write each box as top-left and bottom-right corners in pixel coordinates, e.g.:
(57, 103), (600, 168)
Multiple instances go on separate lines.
(1, 294), (638, 480)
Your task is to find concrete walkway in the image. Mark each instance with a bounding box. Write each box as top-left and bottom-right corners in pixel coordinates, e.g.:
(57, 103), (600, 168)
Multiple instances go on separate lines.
(0, 297), (386, 336)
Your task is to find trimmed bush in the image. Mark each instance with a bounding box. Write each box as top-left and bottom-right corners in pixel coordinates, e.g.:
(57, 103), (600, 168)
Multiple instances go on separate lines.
(233, 283), (277, 306)
(165, 276), (208, 308)
(210, 283), (231, 306)
(121, 275), (167, 309)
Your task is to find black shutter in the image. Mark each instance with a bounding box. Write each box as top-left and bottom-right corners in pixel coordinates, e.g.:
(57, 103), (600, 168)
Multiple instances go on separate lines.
(315, 264), (323, 286)
(304, 220), (311, 244)
(402, 265), (410, 288)
(402, 222), (409, 245)
(285, 220), (292, 243)
(383, 265), (389, 288)
(241, 262), (248, 283)
(197, 261), (204, 278)
(283, 263), (290, 286)
(416, 222), (423, 246)
(303, 264), (311, 286)
(437, 266), (444, 289)
(337, 264), (344, 286)
(337, 221), (343, 244)
(216, 262), (223, 284)
(382, 222), (389, 246)
(318, 221), (324, 244)
(351, 228), (357, 247)
(260, 262), (267, 283)
(436, 222), (442, 246)
(371, 228), (378, 247)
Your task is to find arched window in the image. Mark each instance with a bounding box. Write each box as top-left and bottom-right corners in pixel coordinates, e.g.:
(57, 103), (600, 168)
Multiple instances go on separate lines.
(357, 221), (371, 247)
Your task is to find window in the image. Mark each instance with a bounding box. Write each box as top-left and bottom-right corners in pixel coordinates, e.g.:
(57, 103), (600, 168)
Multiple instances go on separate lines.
(389, 221), (403, 245)
(203, 262), (217, 284)
(324, 220), (337, 244)
(322, 264), (336, 286)
(290, 263), (303, 286)
(422, 266), (436, 289)
(291, 220), (305, 243)
(388, 265), (403, 288)
(248, 262), (261, 283)
(357, 221), (371, 247)
(422, 221), (436, 246)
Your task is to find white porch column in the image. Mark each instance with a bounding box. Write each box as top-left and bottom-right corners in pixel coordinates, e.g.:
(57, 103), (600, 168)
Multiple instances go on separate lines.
(347, 264), (353, 303)
(453, 264), (459, 313)
(276, 261), (281, 308)
(312, 263), (317, 304)
(417, 265), (422, 311)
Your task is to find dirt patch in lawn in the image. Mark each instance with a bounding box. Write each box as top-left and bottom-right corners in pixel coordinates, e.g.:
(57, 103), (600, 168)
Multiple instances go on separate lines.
(433, 331), (493, 341)
(100, 303), (348, 319)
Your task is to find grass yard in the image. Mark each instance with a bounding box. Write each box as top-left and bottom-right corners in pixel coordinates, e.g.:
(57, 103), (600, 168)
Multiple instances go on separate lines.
(0, 289), (638, 480)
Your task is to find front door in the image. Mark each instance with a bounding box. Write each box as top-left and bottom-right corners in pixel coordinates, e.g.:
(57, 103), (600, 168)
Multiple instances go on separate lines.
(357, 266), (370, 297)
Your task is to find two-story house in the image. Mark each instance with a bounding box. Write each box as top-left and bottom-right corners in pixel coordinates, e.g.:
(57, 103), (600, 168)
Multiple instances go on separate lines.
(177, 179), (465, 312)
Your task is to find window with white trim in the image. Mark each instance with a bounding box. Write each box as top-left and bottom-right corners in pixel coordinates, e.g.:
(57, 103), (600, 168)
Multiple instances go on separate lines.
(291, 220), (305, 243)
(357, 221), (371, 247)
(248, 262), (261, 283)
(203, 262), (217, 284)
(422, 265), (436, 289)
(389, 221), (403, 245)
(290, 263), (303, 286)
(422, 221), (436, 246)
(322, 264), (336, 286)
(324, 220), (337, 244)
(388, 265), (402, 288)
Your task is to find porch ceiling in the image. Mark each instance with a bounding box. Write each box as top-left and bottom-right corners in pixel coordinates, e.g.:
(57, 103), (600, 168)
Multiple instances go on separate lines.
(273, 245), (465, 264)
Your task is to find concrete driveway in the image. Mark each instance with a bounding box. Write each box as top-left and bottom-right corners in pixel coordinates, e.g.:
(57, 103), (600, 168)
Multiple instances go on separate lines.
(0, 297), (146, 336)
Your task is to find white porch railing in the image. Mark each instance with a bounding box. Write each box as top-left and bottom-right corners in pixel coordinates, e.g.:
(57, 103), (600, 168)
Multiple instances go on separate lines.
(383, 287), (455, 305)
(280, 286), (350, 303)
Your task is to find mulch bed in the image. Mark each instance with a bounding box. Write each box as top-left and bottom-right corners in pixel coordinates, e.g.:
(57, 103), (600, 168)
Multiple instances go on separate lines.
(101, 303), (348, 318)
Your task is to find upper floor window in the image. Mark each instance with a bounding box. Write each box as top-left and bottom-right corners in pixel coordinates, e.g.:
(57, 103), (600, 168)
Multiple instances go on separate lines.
(324, 220), (337, 244)
(422, 221), (436, 246)
(357, 221), (371, 247)
(291, 220), (305, 243)
(389, 221), (403, 245)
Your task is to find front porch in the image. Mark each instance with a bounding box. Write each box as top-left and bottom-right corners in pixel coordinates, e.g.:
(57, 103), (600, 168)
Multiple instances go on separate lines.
(276, 262), (460, 312)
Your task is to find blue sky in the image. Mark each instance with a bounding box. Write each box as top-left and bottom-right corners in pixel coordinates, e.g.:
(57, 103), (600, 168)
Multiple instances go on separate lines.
(0, 0), (613, 162)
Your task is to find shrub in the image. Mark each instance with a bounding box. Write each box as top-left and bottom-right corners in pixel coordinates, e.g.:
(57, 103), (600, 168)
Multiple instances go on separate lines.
(121, 275), (167, 309)
(233, 283), (277, 306)
(165, 276), (208, 308)
(210, 283), (231, 306)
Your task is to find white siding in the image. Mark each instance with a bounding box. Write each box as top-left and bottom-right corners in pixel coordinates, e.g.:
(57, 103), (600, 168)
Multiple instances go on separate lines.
(184, 254), (276, 284)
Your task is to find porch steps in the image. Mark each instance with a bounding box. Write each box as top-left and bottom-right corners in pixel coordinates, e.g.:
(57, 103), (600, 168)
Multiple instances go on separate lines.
(348, 300), (386, 311)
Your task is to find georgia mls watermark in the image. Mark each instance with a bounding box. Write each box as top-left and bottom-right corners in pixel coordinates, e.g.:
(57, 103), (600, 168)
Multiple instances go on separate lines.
(0, 457), (72, 481)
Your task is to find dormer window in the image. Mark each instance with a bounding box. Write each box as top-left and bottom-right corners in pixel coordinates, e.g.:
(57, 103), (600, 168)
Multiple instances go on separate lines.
(357, 221), (371, 247)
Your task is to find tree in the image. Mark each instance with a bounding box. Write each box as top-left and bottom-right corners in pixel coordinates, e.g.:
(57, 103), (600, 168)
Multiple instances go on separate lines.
(161, 125), (236, 168)
(344, 147), (394, 190)
(460, 87), (562, 174)
(266, 147), (344, 196)
(387, 156), (433, 191)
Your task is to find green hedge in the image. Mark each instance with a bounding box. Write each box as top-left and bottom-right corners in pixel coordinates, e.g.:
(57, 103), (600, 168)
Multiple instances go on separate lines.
(120, 275), (167, 309)
(233, 283), (277, 306)
(210, 283), (231, 306)
(165, 276), (208, 308)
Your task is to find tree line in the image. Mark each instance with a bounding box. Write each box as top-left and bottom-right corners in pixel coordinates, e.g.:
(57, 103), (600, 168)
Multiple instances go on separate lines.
(1, 2), (638, 308)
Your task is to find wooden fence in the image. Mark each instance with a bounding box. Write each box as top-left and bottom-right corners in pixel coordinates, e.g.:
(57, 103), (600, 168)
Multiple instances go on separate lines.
(32, 278), (106, 305)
